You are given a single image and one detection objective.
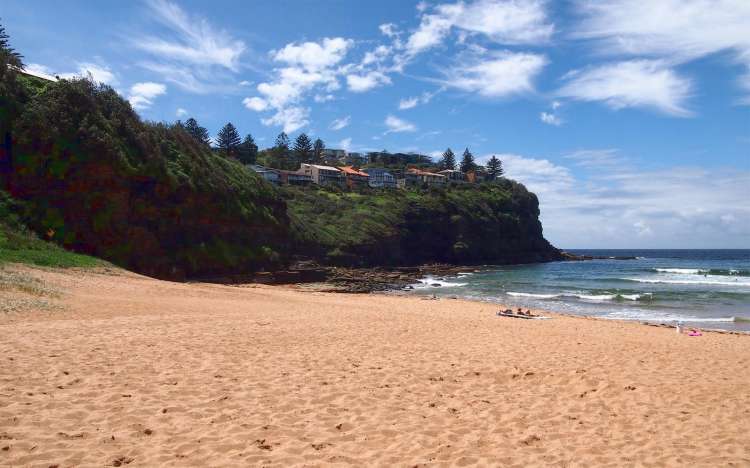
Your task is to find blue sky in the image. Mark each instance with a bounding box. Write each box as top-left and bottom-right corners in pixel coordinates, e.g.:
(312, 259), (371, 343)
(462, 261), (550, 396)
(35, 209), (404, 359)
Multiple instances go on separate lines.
(4, 0), (749, 248)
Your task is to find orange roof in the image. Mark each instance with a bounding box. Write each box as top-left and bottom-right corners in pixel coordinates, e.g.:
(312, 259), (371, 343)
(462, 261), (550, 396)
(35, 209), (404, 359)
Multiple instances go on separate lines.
(407, 168), (445, 177)
(339, 166), (369, 177)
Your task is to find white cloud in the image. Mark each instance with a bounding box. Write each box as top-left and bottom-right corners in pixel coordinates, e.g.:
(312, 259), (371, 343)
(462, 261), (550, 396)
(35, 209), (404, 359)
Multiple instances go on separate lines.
(329, 116), (351, 131)
(406, 0), (553, 56)
(443, 51), (547, 97)
(314, 94), (335, 103)
(476, 152), (750, 248)
(137, 0), (245, 71)
(573, 0), (750, 62)
(239, 80), (252, 86)
(384, 115), (417, 133)
(176, 107), (188, 117)
(398, 88), (442, 110)
(558, 60), (693, 116)
(379, 23), (398, 37)
(242, 96), (269, 112)
(261, 106), (310, 134)
(540, 112), (562, 126)
(564, 149), (623, 168)
(135, 0), (246, 93)
(346, 71), (392, 92)
(339, 137), (353, 151)
(573, 0), (750, 101)
(58, 62), (117, 85)
(399, 97), (419, 110)
(24, 63), (59, 81)
(247, 37), (355, 132)
(130, 82), (167, 99)
(128, 82), (166, 111)
(273, 37), (353, 72)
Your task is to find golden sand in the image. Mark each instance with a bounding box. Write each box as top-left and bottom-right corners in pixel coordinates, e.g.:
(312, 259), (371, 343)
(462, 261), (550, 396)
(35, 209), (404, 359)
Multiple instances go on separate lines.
(1, 266), (749, 466)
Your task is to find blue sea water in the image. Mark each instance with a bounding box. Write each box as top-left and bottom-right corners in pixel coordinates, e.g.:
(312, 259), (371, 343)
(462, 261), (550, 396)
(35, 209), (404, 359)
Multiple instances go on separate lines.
(408, 250), (750, 332)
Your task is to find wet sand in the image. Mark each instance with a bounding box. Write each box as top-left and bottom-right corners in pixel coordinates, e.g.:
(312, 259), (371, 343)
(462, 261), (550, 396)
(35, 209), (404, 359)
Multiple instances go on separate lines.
(1, 265), (749, 466)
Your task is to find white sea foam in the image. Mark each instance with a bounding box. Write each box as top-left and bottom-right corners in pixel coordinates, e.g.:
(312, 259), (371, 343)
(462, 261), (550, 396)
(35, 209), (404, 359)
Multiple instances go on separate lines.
(576, 294), (615, 301)
(507, 291), (650, 301)
(654, 268), (703, 274)
(507, 292), (560, 299)
(625, 277), (750, 287)
(600, 310), (738, 323)
(414, 276), (467, 288)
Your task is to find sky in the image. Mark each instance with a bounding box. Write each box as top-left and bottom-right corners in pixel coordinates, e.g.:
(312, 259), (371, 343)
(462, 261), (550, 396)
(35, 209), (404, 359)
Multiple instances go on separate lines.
(3, 0), (749, 249)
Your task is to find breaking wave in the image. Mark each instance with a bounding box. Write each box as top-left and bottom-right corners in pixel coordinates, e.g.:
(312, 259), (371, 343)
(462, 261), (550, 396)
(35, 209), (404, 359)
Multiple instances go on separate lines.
(653, 268), (749, 276)
(507, 291), (650, 301)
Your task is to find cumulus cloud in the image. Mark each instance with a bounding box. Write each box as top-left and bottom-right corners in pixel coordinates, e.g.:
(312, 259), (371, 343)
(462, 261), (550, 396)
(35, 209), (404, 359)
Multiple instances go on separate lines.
(346, 71), (392, 92)
(261, 107), (310, 134)
(540, 112), (562, 126)
(405, 0), (553, 56)
(398, 88), (442, 110)
(399, 97), (419, 110)
(176, 107), (188, 117)
(128, 82), (167, 110)
(442, 51), (547, 97)
(24, 63), (59, 81)
(329, 116), (351, 131)
(557, 60), (693, 116)
(58, 62), (117, 85)
(244, 37), (353, 133)
(273, 37), (352, 72)
(384, 115), (417, 133)
(243, 96), (269, 111)
(476, 152), (750, 248)
(379, 23), (398, 38)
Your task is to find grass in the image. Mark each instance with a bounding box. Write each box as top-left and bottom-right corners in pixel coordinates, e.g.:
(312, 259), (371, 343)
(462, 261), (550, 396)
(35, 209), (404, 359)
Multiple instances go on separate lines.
(0, 222), (104, 268)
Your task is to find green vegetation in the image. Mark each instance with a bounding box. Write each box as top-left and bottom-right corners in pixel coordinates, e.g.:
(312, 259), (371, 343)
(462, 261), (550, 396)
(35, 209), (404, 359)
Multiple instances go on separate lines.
(283, 181), (559, 267)
(0, 191), (102, 267)
(0, 22), (559, 278)
(1, 42), (290, 279)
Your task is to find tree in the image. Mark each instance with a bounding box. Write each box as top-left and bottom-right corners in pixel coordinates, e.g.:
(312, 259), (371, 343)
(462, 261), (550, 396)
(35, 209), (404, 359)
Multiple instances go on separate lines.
(459, 148), (476, 173)
(238, 134), (258, 165)
(274, 132), (290, 150)
(438, 148), (456, 170)
(293, 133), (313, 164)
(184, 118), (210, 146)
(0, 21), (23, 69)
(0, 21), (24, 177)
(313, 138), (325, 163)
(269, 132), (292, 169)
(486, 155), (503, 180)
(216, 122), (241, 157)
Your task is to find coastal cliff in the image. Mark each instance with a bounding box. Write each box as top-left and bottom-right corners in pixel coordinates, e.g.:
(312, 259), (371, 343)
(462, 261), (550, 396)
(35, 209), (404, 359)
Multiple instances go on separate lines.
(284, 183), (561, 267)
(1, 72), (561, 279)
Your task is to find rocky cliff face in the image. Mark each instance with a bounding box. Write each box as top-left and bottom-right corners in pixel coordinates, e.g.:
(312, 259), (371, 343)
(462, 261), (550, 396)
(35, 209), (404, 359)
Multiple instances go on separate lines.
(283, 182), (562, 268)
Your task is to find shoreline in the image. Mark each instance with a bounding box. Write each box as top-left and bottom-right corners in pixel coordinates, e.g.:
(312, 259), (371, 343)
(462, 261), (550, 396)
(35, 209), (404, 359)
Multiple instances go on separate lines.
(376, 288), (750, 336)
(2, 265), (750, 465)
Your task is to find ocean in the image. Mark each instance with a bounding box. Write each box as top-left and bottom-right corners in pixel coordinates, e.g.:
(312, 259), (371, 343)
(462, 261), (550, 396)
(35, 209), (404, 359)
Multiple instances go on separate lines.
(408, 249), (750, 332)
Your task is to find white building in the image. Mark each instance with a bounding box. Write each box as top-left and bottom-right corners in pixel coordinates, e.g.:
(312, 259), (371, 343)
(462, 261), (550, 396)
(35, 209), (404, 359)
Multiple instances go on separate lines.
(297, 164), (344, 186)
(364, 168), (397, 189)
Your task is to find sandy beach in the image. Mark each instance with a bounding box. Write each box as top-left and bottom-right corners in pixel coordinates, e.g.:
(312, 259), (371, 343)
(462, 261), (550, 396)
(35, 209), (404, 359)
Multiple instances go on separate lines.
(1, 265), (749, 467)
